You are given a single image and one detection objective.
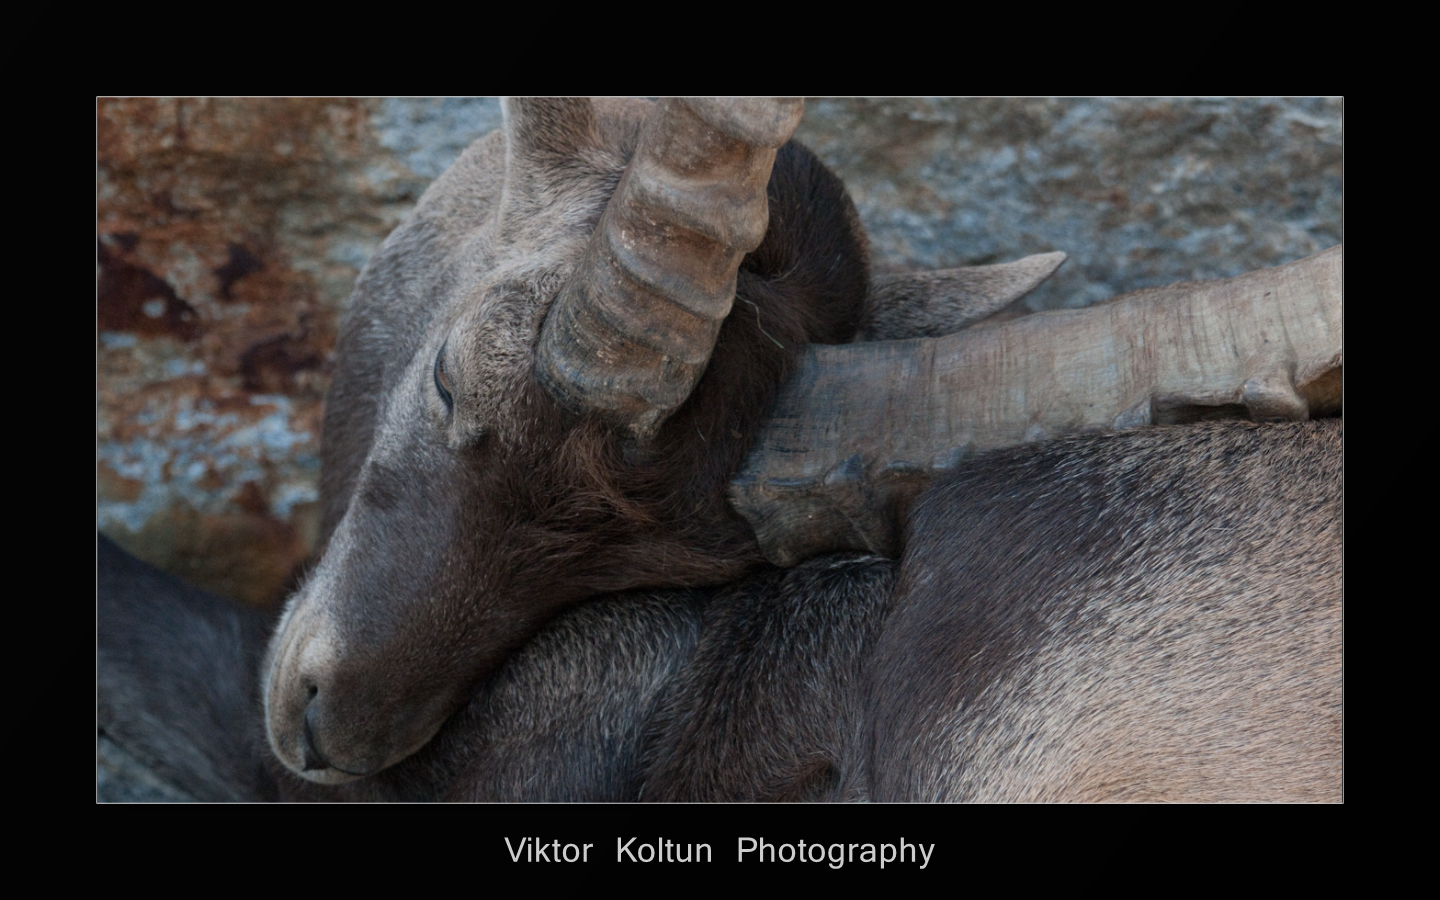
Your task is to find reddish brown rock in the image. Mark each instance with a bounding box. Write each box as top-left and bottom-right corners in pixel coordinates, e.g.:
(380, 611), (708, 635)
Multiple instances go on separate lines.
(97, 99), (407, 606)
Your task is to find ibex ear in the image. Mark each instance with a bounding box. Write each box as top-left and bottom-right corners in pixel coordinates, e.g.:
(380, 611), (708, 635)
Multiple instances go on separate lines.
(501, 97), (599, 164)
(498, 98), (605, 227)
(860, 251), (1067, 340)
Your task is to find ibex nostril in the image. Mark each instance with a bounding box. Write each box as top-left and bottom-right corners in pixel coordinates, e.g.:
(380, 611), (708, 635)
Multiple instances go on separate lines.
(300, 697), (330, 772)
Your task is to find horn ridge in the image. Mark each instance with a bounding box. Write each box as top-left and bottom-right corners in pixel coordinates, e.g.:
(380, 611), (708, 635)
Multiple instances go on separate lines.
(682, 98), (805, 148)
(548, 250), (725, 366)
(625, 166), (773, 259)
(586, 228), (733, 359)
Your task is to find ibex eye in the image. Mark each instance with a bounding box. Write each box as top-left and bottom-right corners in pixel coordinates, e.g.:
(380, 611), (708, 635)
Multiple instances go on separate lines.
(434, 349), (453, 411)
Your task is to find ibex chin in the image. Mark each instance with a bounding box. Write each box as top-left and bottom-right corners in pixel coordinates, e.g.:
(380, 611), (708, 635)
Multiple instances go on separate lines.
(98, 98), (1341, 802)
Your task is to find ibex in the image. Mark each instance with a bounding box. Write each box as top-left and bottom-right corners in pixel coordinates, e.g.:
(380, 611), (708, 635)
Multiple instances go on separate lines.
(99, 98), (1341, 801)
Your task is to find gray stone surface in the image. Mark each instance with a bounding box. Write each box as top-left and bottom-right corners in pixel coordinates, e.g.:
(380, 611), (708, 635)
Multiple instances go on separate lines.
(795, 98), (1342, 311)
(372, 97), (504, 180)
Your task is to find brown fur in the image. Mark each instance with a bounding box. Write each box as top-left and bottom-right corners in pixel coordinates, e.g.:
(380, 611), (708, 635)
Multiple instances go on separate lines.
(637, 555), (895, 802)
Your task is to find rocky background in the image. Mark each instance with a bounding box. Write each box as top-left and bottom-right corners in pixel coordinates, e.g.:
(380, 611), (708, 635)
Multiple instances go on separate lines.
(96, 98), (1343, 609)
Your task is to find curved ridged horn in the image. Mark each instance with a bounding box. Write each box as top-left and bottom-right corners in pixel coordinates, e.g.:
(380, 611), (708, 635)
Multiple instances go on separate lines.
(731, 244), (1344, 566)
(535, 98), (804, 443)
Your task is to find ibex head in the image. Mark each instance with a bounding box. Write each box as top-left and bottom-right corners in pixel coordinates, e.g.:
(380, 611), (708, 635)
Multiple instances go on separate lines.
(262, 98), (869, 781)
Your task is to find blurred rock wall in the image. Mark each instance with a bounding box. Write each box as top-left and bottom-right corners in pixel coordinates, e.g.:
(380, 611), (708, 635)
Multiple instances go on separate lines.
(96, 98), (1342, 607)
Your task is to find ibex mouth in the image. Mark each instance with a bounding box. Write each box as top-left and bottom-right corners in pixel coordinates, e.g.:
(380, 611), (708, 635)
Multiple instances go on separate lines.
(294, 757), (367, 785)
